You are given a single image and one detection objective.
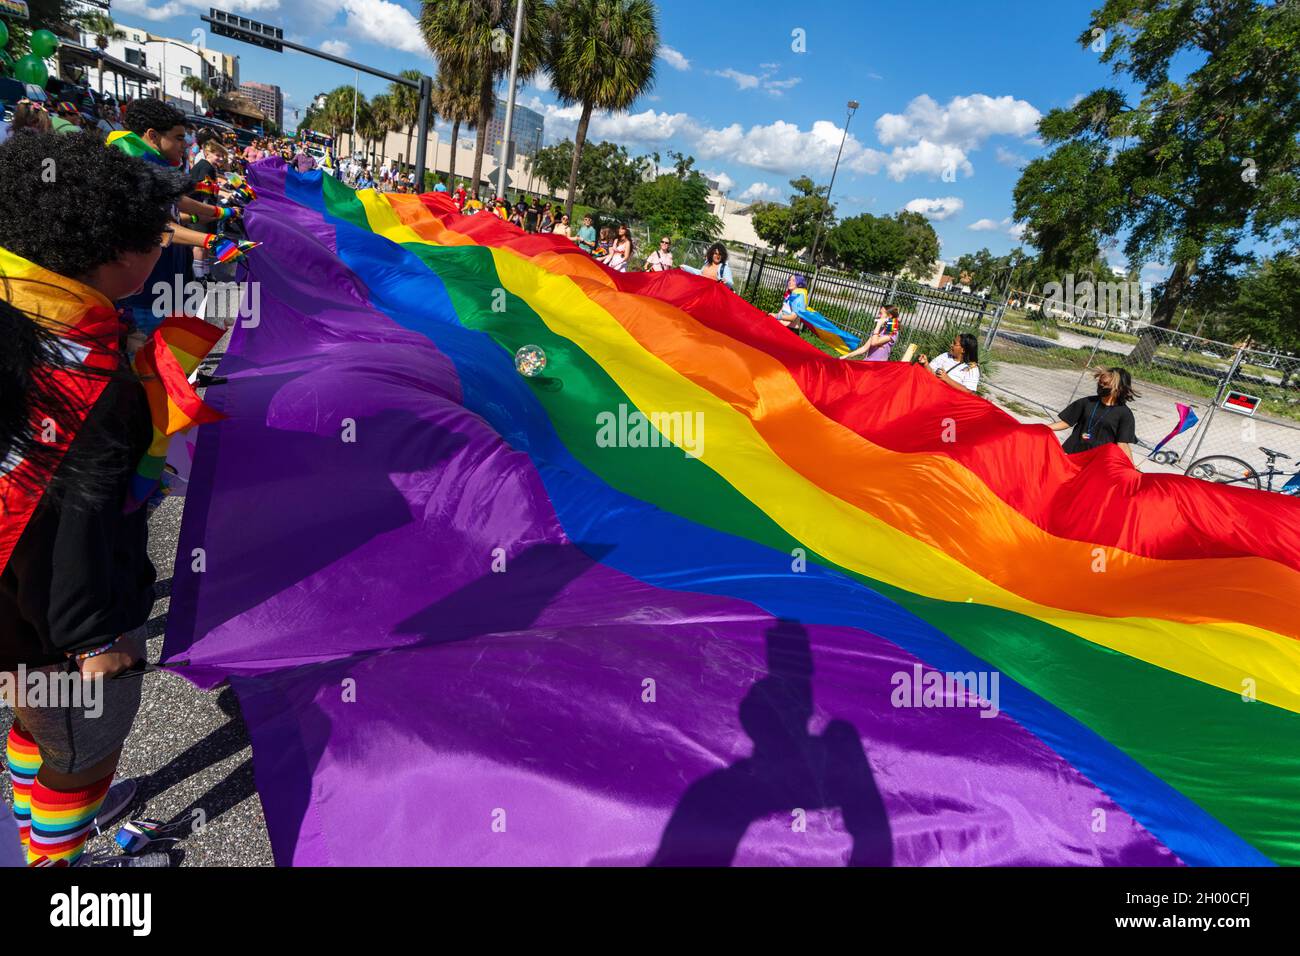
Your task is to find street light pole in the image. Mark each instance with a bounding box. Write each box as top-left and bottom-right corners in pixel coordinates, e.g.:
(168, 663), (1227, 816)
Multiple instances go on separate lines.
(496, 0), (525, 200)
(808, 99), (858, 268)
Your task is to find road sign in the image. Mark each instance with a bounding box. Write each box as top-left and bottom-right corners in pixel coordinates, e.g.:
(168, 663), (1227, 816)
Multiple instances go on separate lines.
(208, 8), (283, 52)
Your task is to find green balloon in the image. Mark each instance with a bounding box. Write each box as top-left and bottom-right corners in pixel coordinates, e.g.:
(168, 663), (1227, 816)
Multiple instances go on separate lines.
(30, 29), (59, 59)
(0, 20), (10, 48)
(14, 54), (48, 87)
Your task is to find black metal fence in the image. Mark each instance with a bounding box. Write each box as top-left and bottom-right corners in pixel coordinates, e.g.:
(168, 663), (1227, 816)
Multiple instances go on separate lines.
(740, 252), (1000, 356)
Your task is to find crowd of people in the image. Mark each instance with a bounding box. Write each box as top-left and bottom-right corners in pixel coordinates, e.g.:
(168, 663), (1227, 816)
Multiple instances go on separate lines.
(768, 275), (1137, 458)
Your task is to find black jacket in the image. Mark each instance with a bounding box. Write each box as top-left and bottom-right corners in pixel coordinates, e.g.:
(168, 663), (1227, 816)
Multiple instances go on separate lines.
(0, 374), (155, 670)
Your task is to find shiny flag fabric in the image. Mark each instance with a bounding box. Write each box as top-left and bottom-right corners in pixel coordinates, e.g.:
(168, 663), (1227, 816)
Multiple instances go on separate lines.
(0, 248), (120, 572)
(163, 161), (1300, 867)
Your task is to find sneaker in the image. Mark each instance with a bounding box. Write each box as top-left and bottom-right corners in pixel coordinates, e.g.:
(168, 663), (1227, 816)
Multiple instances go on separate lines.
(91, 778), (140, 836)
(74, 849), (174, 868)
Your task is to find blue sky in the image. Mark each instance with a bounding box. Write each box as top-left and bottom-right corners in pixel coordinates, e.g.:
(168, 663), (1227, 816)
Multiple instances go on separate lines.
(113, 0), (1132, 262)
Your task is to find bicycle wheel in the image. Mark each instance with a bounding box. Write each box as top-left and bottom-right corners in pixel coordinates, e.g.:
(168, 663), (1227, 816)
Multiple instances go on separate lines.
(1184, 455), (1261, 490)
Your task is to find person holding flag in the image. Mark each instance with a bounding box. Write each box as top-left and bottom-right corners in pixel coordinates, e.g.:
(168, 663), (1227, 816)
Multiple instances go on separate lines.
(0, 131), (211, 867)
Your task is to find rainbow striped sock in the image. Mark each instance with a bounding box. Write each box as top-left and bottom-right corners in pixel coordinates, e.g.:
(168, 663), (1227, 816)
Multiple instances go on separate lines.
(27, 775), (112, 866)
(5, 723), (41, 850)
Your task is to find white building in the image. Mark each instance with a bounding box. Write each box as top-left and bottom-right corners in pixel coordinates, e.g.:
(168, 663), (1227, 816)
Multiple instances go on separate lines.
(76, 24), (239, 114)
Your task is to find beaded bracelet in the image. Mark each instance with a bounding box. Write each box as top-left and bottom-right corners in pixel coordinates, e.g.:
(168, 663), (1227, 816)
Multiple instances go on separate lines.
(72, 636), (120, 663)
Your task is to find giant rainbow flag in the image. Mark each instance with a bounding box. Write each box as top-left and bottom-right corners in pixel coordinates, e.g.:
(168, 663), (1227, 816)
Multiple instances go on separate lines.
(162, 160), (1300, 866)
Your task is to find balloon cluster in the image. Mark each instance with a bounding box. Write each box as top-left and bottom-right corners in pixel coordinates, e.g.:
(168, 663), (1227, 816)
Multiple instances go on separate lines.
(0, 21), (59, 88)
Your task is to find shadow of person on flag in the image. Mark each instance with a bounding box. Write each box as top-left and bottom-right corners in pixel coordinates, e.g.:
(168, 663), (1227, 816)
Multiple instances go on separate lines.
(651, 618), (891, 866)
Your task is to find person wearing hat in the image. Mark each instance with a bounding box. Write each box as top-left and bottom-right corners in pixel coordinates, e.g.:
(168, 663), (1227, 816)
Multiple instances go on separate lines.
(645, 237), (675, 272)
(49, 102), (83, 136)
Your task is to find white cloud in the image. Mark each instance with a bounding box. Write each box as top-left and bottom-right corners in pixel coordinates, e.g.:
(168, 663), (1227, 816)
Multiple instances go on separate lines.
(114, 0), (426, 55)
(877, 93), (1041, 149)
(711, 65), (801, 96)
(712, 68), (761, 90)
(969, 216), (1028, 239)
(320, 39), (351, 56)
(525, 99), (983, 183)
(904, 197), (965, 221)
(532, 72), (553, 93)
(705, 170), (735, 193)
(885, 141), (972, 182)
(739, 181), (781, 202)
(694, 118), (885, 176)
(765, 77), (801, 95)
(339, 0), (427, 56)
(660, 46), (690, 71)
(995, 145), (1028, 167)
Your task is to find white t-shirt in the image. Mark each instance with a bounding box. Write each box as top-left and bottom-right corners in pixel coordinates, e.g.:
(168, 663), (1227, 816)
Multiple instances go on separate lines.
(929, 353), (980, 391)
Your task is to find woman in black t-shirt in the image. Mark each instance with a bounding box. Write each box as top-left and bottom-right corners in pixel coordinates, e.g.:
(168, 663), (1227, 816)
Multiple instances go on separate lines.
(1049, 367), (1138, 461)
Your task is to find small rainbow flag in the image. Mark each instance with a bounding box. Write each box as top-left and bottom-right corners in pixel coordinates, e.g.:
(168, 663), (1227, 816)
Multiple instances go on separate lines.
(105, 130), (178, 167)
(126, 315), (225, 512)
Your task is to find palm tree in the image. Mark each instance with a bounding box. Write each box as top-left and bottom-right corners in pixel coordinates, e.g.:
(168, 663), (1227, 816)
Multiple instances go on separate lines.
(389, 69), (424, 170)
(368, 93), (397, 169)
(547, 0), (658, 220)
(322, 85), (363, 155)
(420, 0), (548, 196)
(433, 66), (480, 189)
(75, 12), (125, 96)
(181, 75), (217, 112)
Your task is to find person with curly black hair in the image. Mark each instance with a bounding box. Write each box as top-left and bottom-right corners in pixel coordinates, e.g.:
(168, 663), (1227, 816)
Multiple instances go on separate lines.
(105, 100), (255, 331)
(0, 131), (186, 867)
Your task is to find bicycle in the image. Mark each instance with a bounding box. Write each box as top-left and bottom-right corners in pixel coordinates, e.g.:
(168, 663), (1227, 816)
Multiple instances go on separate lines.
(1184, 446), (1300, 495)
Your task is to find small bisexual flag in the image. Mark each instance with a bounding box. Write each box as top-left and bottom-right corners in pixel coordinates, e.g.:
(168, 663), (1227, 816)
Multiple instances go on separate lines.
(1149, 403), (1199, 457)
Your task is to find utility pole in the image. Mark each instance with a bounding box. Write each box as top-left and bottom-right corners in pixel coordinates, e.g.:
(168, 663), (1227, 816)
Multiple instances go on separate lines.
(496, 0), (525, 200)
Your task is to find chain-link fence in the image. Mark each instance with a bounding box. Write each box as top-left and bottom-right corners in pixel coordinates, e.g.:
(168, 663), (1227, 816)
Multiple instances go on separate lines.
(982, 290), (1300, 479)
(739, 251), (1000, 358)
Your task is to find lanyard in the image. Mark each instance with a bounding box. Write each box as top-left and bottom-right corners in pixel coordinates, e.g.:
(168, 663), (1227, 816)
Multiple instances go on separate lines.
(1083, 399), (1111, 439)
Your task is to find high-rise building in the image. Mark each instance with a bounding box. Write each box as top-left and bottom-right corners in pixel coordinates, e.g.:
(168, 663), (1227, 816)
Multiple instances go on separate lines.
(240, 81), (283, 130)
(485, 98), (545, 164)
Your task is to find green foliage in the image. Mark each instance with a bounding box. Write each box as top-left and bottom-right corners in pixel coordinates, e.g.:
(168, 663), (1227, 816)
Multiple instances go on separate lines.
(824, 213), (911, 275)
(749, 202), (795, 253)
(894, 210), (941, 278)
(748, 177), (835, 255)
(631, 169), (722, 242)
(1230, 254), (1300, 351)
(531, 138), (650, 210)
(1014, 0), (1300, 325)
(420, 0), (549, 186)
